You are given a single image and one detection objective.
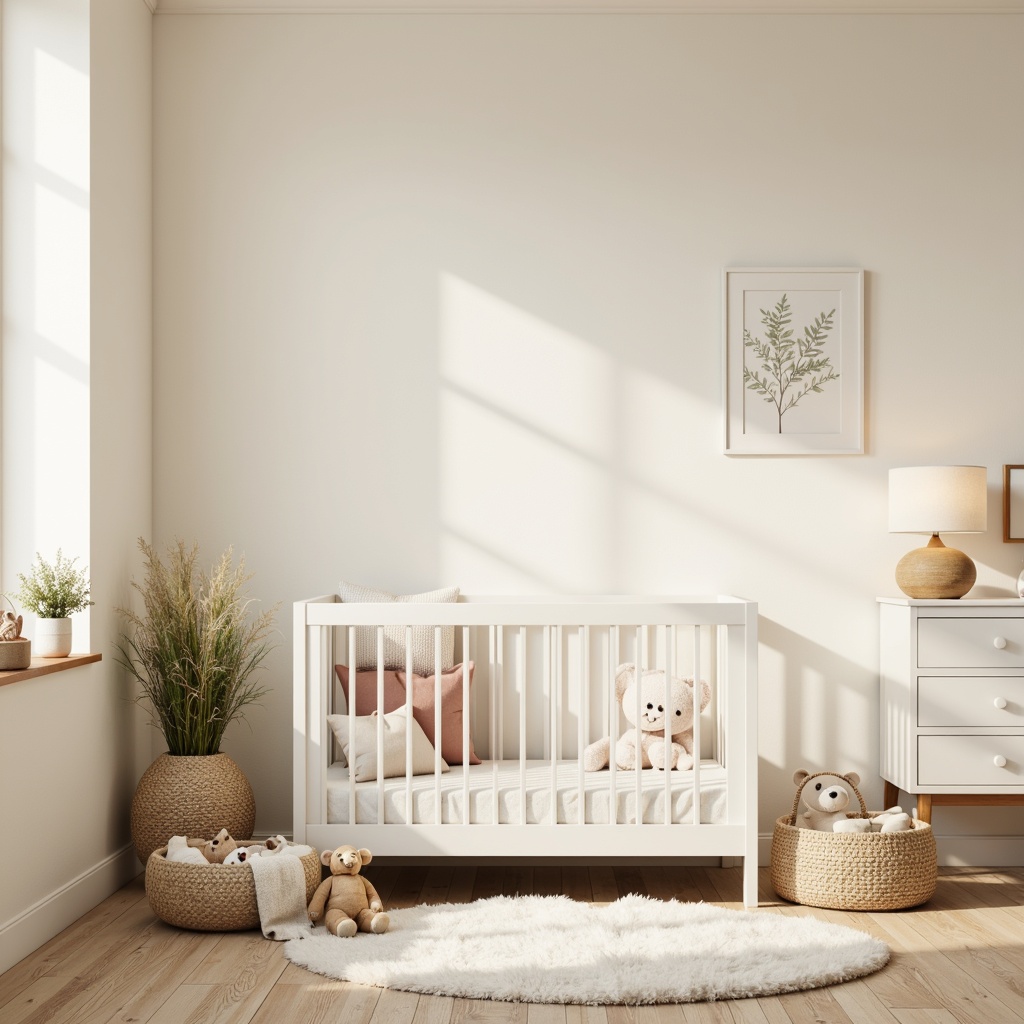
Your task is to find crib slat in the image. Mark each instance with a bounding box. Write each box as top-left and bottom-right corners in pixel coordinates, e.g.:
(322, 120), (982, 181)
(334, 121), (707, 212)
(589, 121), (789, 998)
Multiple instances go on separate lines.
(547, 625), (556, 826)
(348, 626), (356, 827)
(579, 625), (588, 825)
(519, 625), (526, 827)
(435, 626), (443, 826)
(665, 624), (673, 826)
(692, 624), (701, 826)
(462, 625), (470, 824)
(377, 628), (385, 826)
(635, 626), (643, 826)
(609, 626), (618, 826)
(315, 626), (328, 827)
(406, 627), (414, 825)
(491, 624), (499, 826)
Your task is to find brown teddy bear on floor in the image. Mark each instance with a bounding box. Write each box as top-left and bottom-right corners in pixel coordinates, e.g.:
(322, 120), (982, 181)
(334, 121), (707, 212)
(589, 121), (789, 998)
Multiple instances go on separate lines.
(308, 845), (389, 937)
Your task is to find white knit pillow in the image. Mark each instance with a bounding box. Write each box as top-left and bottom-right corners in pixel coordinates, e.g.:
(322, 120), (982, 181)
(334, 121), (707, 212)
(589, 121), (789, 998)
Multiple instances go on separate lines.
(337, 581), (459, 676)
(327, 707), (449, 783)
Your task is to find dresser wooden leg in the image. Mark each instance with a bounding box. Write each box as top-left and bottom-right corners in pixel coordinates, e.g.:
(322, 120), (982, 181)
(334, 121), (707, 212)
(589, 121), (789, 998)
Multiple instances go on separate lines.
(883, 781), (900, 809)
(915, 794), (932, 824)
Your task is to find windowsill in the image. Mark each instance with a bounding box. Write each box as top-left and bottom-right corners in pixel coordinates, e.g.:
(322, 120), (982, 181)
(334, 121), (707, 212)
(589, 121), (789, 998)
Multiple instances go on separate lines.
(0, 653), (102, 687)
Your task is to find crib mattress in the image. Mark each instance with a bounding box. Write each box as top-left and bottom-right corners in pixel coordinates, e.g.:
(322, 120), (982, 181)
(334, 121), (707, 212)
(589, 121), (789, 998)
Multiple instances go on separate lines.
(325, 759), (728, 826)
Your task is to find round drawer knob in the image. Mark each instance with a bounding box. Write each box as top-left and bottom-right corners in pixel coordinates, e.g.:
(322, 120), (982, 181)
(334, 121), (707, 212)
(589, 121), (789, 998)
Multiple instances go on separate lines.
(994, 697), (1009, 710)
(994, 755), (1008, 768)
(993, 636), (1008, 650)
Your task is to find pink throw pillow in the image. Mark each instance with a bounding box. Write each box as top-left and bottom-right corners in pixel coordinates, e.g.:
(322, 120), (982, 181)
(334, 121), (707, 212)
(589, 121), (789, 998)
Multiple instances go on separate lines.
(334, 662), (480, 765)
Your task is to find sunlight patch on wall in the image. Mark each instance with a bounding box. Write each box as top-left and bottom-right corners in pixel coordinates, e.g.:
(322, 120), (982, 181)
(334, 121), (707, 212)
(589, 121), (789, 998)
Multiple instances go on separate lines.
(439, 274), (614, 591)
(34, 184), (89, 356)
(34, 48), (89, 192)
(2, 18), (91, 647)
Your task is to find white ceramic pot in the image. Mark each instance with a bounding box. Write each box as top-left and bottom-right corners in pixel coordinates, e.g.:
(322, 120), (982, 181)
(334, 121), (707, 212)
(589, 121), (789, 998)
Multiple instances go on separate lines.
(35, 617), (72, 658)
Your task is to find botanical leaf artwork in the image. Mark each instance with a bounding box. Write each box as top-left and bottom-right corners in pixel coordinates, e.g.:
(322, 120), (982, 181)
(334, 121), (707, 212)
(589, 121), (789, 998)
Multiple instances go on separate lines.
(743, 294), (839, 433)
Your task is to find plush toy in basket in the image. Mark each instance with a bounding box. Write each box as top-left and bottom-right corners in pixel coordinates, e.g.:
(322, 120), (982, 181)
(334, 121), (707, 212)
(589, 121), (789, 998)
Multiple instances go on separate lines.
(771, 768), (937, 912)
(146, 832), (321, 932)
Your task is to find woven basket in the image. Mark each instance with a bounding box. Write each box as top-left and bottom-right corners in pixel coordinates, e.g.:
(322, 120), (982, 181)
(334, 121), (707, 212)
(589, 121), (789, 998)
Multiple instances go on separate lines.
(145, 840), (322, 931)
(131, 753), (256, 864)
(770, 775), (937, 911)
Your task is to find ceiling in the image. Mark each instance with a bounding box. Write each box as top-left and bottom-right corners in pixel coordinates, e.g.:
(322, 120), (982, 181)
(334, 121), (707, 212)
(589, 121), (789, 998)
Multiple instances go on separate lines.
(150, 0), (1024, 13)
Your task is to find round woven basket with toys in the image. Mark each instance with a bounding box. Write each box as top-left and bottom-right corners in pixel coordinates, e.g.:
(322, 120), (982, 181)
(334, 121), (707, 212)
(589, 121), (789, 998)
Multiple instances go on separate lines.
(770, 770), (936, 912)
(146, 836), (321, 932)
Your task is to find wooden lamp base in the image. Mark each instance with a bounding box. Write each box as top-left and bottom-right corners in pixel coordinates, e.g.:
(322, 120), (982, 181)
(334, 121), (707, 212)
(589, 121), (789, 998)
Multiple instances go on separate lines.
(895, 533), (976, 599)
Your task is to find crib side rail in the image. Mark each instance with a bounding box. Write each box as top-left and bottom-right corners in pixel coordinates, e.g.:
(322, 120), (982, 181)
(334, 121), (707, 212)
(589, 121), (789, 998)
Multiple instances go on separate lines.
(296, 594), (756, 850)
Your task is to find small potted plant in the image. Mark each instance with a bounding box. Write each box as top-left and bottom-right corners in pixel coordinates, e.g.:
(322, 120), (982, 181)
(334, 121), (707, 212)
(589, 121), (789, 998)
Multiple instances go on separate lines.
(0, 595), (32, 671)
(16, 550), (93, 658)
(117, 538), (277, 863)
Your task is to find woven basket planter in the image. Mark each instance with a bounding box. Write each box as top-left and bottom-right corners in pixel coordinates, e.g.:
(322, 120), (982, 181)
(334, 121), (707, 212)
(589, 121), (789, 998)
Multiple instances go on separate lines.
(146, 840), (321, 931)
(130, 753), (256, 864)
(771, 778), (937, 911)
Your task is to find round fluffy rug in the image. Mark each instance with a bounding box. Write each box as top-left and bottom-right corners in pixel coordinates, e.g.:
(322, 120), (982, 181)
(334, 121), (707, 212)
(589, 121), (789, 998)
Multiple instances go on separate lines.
(283, 894), (889, 1004)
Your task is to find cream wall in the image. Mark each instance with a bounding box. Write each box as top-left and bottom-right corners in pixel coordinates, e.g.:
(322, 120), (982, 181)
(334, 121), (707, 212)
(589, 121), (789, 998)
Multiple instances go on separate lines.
(0, 0), (152, 974)
(153, 13), (1024, 859)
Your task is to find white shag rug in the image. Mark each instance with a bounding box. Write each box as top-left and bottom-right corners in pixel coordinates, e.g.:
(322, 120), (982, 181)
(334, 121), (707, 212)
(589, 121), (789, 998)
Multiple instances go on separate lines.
(283, 894), (889, 1004)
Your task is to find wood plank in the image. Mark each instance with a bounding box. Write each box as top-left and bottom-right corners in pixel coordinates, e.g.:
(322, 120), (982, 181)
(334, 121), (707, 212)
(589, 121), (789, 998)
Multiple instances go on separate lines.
(502, 866), (534, 897)
(533, 867), (563, 898)
(389, 868), (430, 910)
(0, 652), (102, 688)
(6, 862), (1024, 1024)
(451, 996), (526, 1024)
(412, 994), (455, 1024)
(446, 867), (477, 905)
(528, 1005), (567, 1024)
(0, 877), (147, 1008)
(589, 867), (618, 904)
(560, 866), (593, 904)
(613, 865), (646, 898)
(420, 867), (455, 905)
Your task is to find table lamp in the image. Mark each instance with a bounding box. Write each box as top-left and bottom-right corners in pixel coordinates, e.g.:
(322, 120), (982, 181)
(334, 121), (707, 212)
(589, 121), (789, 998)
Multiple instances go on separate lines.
(888, 465), (987, 599)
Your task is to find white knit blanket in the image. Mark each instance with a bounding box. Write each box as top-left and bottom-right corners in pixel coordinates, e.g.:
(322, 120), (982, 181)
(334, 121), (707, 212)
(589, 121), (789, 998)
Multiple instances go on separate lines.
(250, 850), (314, 941)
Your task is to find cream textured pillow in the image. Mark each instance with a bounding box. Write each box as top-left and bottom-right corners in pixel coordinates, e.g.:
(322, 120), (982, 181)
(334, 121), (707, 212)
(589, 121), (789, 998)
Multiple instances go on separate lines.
(337, 580), (459, 676)
(327, 707), (449, 783)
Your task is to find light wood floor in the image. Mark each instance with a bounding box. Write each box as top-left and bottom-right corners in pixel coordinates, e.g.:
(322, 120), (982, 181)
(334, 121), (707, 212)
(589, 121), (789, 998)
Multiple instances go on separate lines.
(2, 864), (1024, 1024)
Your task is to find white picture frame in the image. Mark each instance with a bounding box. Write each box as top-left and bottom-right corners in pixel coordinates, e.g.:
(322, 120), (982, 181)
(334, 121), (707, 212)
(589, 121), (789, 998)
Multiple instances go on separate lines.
(723, 268), (864, 455)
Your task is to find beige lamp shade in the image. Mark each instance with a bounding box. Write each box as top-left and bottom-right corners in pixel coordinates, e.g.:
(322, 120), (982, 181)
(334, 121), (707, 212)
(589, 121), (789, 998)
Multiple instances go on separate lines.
(888, 465), (987, 534)
(889, 466), (987, 599)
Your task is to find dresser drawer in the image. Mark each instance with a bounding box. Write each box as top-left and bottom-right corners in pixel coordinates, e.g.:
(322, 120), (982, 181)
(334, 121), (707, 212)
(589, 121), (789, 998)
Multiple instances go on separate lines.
(918, 617), (1024, 668)
(918, 736), (1024, 786)
(918, 677), (1024, 727)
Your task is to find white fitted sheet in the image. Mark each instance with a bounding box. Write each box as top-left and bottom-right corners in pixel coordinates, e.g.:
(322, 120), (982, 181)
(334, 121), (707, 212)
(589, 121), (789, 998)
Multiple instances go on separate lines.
(326, 759), (728, 826)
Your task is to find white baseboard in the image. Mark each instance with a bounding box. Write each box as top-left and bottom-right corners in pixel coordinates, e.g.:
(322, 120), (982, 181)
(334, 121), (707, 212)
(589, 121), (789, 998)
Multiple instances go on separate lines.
(758, 831), (1024, 868)
(0, 844), (140, 976)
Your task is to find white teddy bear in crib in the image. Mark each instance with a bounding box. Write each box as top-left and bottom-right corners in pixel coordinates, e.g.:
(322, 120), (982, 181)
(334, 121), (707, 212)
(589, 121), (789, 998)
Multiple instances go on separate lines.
(583, 663), (710, 772)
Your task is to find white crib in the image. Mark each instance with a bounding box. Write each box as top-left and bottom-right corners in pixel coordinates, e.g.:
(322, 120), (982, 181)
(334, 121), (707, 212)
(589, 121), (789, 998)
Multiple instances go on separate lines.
(293, 594), (759, 907)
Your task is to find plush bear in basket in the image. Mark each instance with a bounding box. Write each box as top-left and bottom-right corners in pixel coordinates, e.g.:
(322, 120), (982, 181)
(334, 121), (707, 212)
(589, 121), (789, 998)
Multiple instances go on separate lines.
(793, 769), (912, 833)
(583, 663), (711, 772)
(308, 845), (389, 937)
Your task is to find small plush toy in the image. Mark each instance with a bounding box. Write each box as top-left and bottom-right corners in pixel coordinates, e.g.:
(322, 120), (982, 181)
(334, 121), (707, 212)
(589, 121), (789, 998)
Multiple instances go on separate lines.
(223, 846), (261, 865)
(202, 828), (239, 864)
(263, 835), (289, 855)
(869, 806), (913, 833)
(165, 835), (209, 865)
(583, 663), (711, 772)
(308, 845), (389, 937)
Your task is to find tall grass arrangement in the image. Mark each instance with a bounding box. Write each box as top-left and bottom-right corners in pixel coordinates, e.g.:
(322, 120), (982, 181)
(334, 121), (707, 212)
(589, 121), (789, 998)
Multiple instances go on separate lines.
(118, 538), (276, 757)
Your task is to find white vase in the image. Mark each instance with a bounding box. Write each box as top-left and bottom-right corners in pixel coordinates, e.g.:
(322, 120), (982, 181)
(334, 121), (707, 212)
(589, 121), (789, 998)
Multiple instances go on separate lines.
(35, 617), (72, 658)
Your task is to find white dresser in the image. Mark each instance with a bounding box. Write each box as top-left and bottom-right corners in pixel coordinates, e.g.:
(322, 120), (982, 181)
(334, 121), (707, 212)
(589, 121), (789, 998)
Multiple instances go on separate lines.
(879, 597), (1024, 823)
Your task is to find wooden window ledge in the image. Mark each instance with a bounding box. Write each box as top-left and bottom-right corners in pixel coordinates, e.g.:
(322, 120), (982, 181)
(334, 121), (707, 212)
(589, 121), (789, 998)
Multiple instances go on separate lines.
(0, 653), (102, 687)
